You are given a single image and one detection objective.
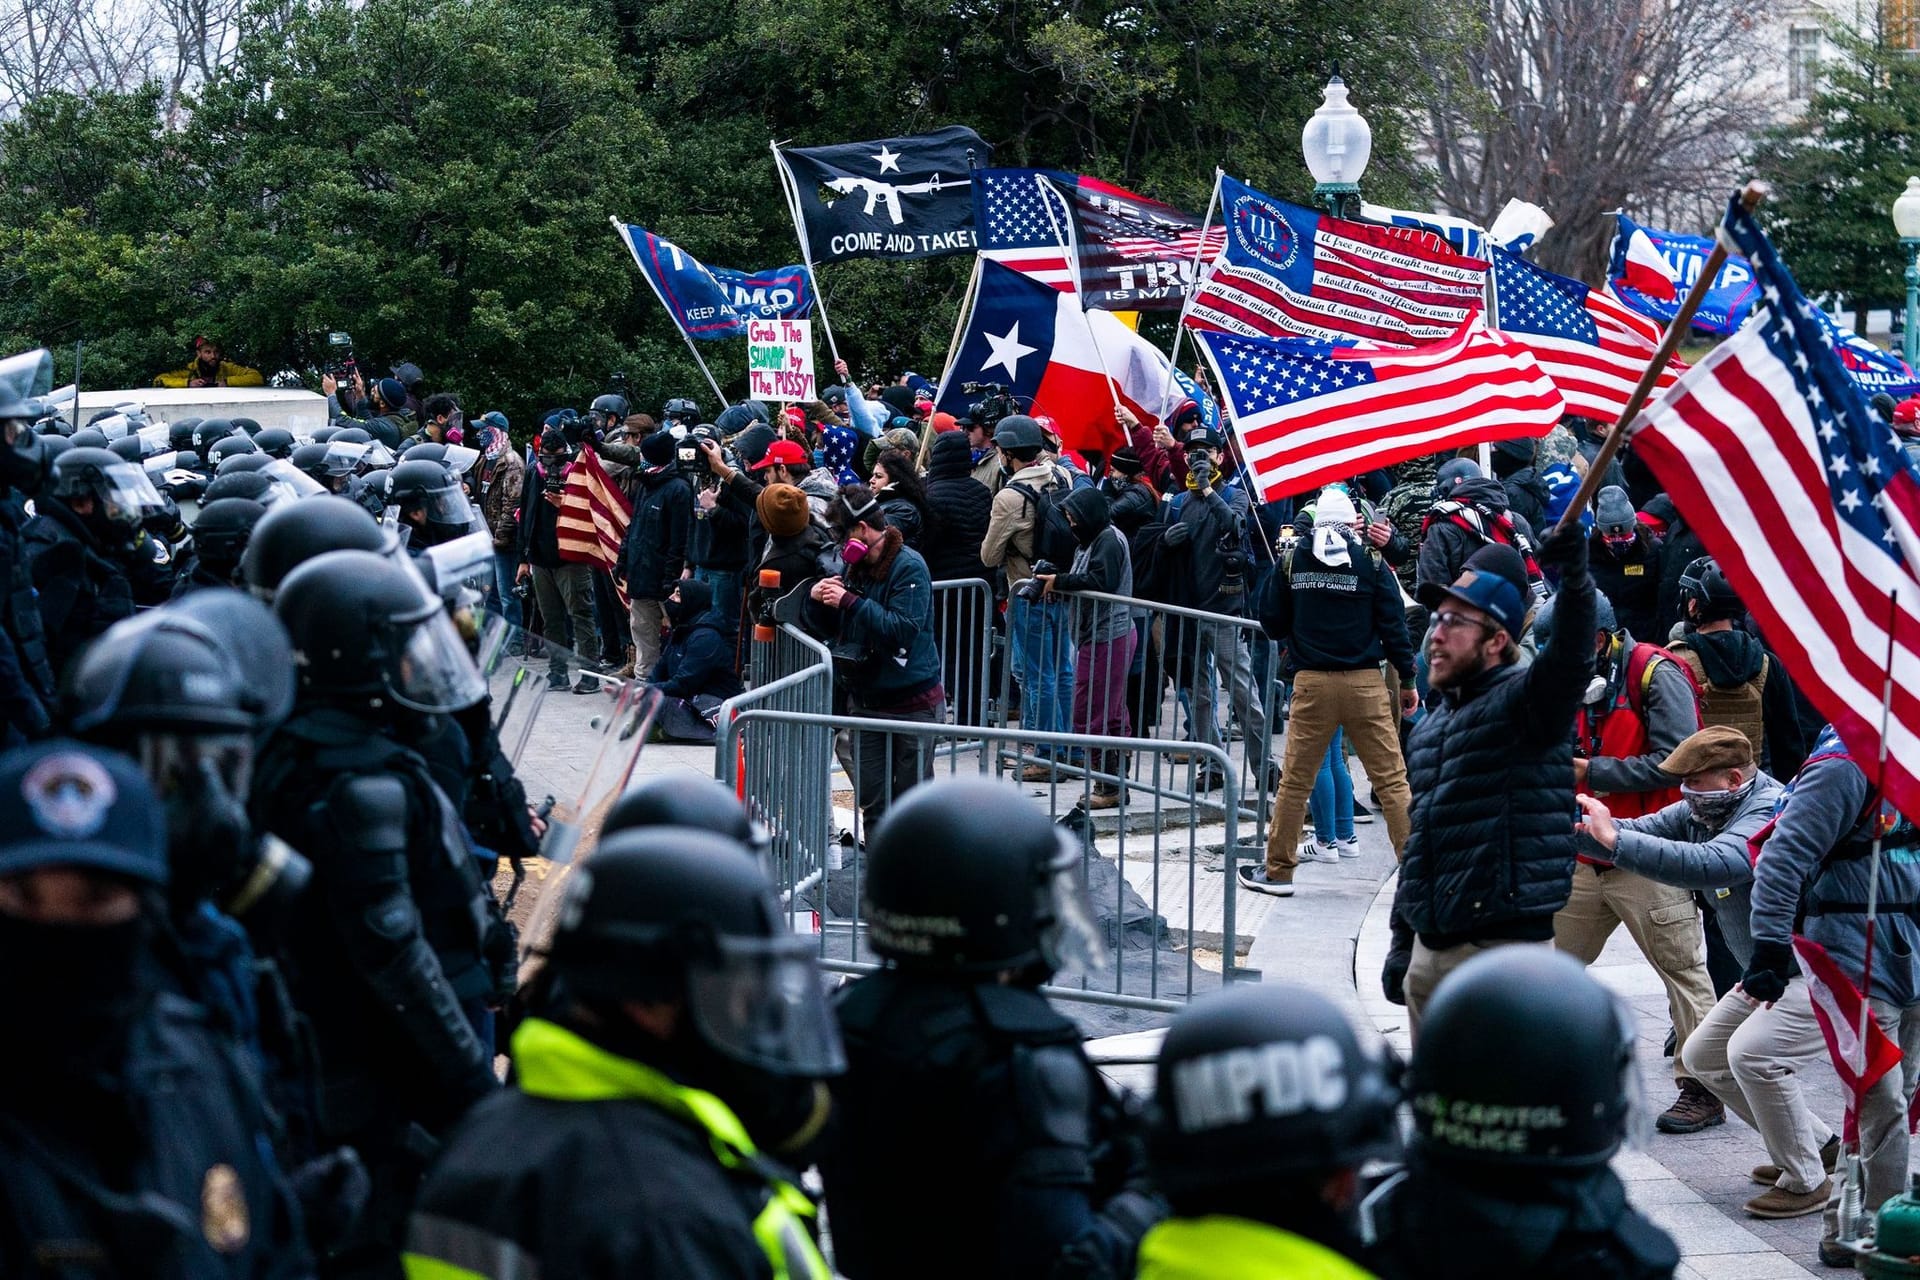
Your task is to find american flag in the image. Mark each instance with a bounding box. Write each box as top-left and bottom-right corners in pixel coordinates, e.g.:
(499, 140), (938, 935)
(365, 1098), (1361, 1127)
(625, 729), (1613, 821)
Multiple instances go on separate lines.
(1193, 324), (1563, 501)
(1491, 246), (1684, 421)
(1633, 193), (1920, 823)
(555, 445), (633, 607)
(974, 168), (1076, 291)
(1792, 935), (1908, 1143)
(1187, 176), (1487, 346)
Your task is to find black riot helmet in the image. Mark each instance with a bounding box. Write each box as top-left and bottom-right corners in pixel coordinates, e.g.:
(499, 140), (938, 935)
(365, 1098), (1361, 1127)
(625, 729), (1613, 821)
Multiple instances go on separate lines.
(385, 457), (478, 546)
(48, 447), (166, 527)
(66, 612), (254, 739)
(715, 400), (770, 436)
(252, 427), (296, 459)
(193, 417), (237, 455)
(202, 471), (273, 505)
(662, 397), (701, 428)
(167, 588), (295, 729)
(68, 429), (108, 450)
(207, 434), (259, 466)
(168, 419), (200, 452)
(862, 777), (1107, 978)
(109, 435), (144, 463)
(604, 773), (763, 851)
(242, 494), (389, 601)
(588, 393), (629, 433)
(330, 426), (373, 446)
(1678, 555), (1744, 626)
(1408, 947), (1642, 1170)
(189, 497), (268, 582)
(545, 827), (845, 1079)
(1148, 984), (1401, 1209)
(216, 452), (274, 477)
(0, 348), (54, 497)
(275, 549), (483, 714)
(289, 442), (333, 483)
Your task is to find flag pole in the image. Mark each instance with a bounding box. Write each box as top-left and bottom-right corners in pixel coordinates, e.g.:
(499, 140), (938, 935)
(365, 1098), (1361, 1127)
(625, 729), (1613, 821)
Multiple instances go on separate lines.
(923, 252), (982, 473)
(1161, 169), (1224, 415)
(1836, 587), (1903, 1250)
(770, 141), (843, 368)
(1552, 180), (1768, 533)
(610, 217), (729, 408)
(1037, 174), (1122, 417)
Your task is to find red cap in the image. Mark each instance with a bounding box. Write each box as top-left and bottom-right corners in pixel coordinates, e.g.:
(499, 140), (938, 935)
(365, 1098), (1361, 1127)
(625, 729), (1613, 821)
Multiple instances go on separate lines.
(783, 405), (807, 431)
(1897, 397), (1920, 425)
(932, 411), (958, 432)
(751, 438), (810, 472)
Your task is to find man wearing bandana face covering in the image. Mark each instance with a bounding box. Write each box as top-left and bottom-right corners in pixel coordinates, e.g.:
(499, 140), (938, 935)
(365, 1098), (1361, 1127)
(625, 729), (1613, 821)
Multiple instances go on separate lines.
(0, 741), (312, 1278)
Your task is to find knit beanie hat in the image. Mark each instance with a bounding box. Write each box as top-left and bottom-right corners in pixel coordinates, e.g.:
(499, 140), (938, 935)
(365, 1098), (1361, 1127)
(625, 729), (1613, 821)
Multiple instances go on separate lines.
(641, 430), (677, 468)
(756, 483), (811, 538)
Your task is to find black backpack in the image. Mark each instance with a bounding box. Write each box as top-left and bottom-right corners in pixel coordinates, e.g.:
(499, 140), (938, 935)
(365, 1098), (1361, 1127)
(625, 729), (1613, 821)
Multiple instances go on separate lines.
(1010, 472), (1079, 568)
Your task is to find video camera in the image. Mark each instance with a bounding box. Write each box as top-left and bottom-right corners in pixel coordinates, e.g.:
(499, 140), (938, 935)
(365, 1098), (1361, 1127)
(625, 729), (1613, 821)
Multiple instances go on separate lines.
(674, 423), (740, 486)
(961, 380), (1023, 432)
(323, 331), (359, 385)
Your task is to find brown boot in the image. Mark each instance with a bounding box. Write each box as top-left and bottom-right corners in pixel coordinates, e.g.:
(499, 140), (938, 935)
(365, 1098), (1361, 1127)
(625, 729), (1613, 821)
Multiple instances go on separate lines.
(1654, 1080), (1725, 1134)
(1752, 1134), (1841, 1186)
(1086, 784), (1123, 810)
(1744, 1178), (1831, 1219)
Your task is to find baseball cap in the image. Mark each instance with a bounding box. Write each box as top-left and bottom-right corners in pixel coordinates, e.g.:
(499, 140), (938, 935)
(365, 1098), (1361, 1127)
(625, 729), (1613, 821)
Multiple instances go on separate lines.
(0, 741), (166, 886)
(751, 439), (810, 472)
(1422, 544), (1529, 639)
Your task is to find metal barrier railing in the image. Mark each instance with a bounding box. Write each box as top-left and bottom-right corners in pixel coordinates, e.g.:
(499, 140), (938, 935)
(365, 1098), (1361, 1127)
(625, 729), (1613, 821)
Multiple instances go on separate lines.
(929, 577), (995, 729)
(1002, 580), (1283, 854)
(718, 623), (837, 910)
(720, 709), (1245, 1011)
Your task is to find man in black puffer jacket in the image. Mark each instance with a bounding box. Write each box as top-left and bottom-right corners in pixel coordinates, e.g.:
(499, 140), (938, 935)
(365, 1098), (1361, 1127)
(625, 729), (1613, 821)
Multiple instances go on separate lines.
(923, 431), (992, 583)
(1391, 518), (1595, 1032)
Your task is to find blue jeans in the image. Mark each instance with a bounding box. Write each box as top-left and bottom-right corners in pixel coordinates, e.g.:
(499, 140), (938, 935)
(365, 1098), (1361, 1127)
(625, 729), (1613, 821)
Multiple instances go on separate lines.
(1309, 727), (1355, 843)
(1008, 595), (1073, 740)
(491, 551), (522, 629)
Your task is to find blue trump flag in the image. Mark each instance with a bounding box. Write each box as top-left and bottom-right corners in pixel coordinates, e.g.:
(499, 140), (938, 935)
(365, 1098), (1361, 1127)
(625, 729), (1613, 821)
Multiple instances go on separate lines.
(615, 220), (813, 340)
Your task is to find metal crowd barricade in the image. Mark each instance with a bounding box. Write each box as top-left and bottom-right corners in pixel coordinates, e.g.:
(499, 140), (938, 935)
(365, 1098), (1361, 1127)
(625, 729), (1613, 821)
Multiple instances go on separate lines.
(718, 622), (837, 917)
(720, 710), (1247, 1011)
(1000, 580), (1283, 854)
(929, 577), (996, 730)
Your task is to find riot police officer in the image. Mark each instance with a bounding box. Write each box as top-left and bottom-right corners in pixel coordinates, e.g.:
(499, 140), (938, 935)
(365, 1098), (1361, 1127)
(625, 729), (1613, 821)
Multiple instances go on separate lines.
(0, 348), (58, 742)
(403, 828), (842, 1279)
(1364, 947), (1680, 1279)
(384, 457), (479, 550)
(0, 739), (312, 1278)
(241, 495), (392, 602)
(25, 445), (174, 673)
(821, 776), (1164, 1278)
(1141, 984), (1401, 1278)
(174, 495), (268, 596)
(602, 770), (765, 848)
(252, 549), (504, 1276)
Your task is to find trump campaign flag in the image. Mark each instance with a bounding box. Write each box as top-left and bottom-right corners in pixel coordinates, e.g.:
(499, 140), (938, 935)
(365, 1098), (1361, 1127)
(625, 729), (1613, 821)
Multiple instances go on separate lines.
(972, 169), (1224, 309)
(1187, 176), (1487, 345)
(1608, 213), (1754, 334)
(615, 221), (812, 339)
(935, 259), (1216, 455)
(1193, 325), (1562, 501)
(1631, 192), (1920, 823)
(776, 126), (987, 263)
(1490, 246), (1684, 422)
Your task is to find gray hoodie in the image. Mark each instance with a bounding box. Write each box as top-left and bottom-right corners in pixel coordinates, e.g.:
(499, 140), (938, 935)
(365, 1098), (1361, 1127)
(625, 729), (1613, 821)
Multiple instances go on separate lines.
(1585, 773), (1783, 968)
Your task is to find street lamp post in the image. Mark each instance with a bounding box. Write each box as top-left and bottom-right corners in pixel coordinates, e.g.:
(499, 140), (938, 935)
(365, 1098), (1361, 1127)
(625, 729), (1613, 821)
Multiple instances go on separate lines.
(1893, 176), (1920, 370)
(1302, 73), (1371, 220)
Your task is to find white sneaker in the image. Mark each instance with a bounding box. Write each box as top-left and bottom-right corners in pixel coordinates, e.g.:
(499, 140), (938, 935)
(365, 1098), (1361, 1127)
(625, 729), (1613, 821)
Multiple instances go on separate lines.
(1336, 838), (1362, 859)
(1299, 838), (1341, 864)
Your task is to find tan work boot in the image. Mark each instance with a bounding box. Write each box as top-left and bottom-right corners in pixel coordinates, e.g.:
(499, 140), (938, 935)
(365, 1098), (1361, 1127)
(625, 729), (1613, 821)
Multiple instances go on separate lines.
(1751, 1134), (1841, 1186)
(1744, 1178), (1831, 1219)
(1654, 1079), (1725, 1133)
(1086, 784), (1123, 810)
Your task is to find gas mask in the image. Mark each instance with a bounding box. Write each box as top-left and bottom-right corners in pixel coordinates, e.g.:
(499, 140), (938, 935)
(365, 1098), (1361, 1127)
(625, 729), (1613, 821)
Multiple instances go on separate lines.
(840, 537), (870, 565)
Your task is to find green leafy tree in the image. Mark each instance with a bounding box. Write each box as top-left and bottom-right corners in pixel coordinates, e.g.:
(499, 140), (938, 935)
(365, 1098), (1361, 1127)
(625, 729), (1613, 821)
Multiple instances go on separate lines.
(1751, 18), (1920, 332)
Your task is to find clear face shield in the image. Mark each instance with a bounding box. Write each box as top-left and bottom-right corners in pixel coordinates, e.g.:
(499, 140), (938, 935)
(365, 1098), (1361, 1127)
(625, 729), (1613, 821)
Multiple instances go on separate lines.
(440, 444), (480, 477)
(684, 933), (848, 1079)
(1037, 834), (1111, 976)
(323, 440), (397, 477)
(388, 601), (488, 714)
(99, 461), (167, 526)
(258, 458), (326, 507)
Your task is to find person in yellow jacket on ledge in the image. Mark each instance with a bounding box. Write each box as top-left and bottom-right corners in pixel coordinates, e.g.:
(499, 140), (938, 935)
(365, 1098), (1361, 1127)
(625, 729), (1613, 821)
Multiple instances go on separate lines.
(1137, 983), (1400, 1280)
(152, 335), (264, 389)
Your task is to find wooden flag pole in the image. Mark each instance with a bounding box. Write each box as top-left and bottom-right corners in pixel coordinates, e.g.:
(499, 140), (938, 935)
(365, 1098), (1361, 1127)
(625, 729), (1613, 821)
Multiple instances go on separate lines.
(1551, 180), (1768, 535)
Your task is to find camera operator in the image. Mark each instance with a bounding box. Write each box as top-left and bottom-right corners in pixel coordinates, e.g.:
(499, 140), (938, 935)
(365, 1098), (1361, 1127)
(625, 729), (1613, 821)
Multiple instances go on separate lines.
(321, 372), (415, 449)
(815, 486), (943, 830)
(620, 429), (692, 681)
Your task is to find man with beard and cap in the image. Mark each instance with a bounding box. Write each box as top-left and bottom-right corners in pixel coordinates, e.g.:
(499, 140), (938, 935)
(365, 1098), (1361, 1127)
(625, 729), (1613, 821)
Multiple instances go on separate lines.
(1141, 984), (1401, 1279)
(470, 412), (525, 629)
(1032, 486), (1135, 809)
(0, 350), (59, 742)
(0, 740), (312, 1279)
(1668, 556), (1806, 780)
(620, 427), (693, 681)
(1365, 948), (1679, 1279)
(1388, 518), (1594, 1026)
(402, 829), (842, 1280)
(1587, 485), (1664, 643)
(322, 374), (416, 451)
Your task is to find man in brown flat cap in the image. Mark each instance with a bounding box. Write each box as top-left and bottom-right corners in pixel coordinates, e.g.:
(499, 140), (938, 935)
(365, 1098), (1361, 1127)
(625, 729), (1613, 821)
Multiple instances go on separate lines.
(1577, 726), (1834, 1220)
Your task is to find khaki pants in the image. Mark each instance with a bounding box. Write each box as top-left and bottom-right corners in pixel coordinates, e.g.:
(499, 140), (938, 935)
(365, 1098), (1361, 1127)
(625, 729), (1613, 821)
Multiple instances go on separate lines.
(629, 597), (667, 678)
(1846, 997), (1920, 1225)
(1266, 668), (1411, 876)
(1553, 862), (1715, 1081)
(1405, 936), (1552, 1037)
(1682, 982), (1835, 1194)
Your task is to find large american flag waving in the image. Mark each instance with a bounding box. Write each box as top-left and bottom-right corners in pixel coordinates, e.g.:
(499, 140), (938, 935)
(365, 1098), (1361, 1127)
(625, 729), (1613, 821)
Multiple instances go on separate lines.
(1490, 246), (1684, 421)
(1633, 192), (1920, 823)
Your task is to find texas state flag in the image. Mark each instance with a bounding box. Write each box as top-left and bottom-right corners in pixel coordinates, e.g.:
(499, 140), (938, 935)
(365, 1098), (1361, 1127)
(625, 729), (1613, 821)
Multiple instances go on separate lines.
(935, 259), (1212, 455)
